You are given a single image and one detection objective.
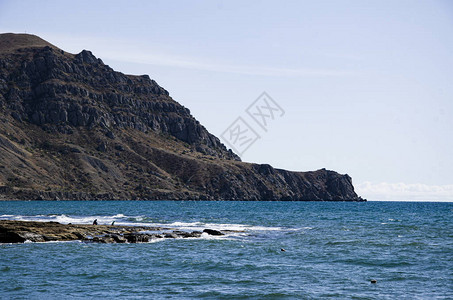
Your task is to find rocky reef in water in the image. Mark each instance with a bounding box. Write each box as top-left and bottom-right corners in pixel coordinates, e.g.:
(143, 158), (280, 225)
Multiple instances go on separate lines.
(0, 220), (225, 243)
(0, 33), (365, 201)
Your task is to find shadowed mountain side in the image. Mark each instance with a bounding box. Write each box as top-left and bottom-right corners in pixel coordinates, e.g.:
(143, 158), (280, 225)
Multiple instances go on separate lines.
(0, 33), (364, 201)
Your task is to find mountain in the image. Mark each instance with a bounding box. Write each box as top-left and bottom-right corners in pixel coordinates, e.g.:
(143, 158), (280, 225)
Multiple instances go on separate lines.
(0, 33), (365, 201)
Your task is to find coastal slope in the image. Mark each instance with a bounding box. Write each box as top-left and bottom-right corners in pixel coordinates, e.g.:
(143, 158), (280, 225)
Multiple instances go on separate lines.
(0, 33), (364, 201)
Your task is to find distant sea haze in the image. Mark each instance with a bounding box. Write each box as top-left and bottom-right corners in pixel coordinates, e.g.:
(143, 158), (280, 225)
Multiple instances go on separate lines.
(356, 182), (453, 201)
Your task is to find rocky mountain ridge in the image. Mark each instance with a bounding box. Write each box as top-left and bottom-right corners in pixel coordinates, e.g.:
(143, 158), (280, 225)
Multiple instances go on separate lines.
(0, 33), (365, 201)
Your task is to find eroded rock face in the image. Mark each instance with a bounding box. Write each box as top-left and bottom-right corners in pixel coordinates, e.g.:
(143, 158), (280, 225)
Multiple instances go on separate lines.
(0, 41), (238, 161)
(0, 34), (365, 201)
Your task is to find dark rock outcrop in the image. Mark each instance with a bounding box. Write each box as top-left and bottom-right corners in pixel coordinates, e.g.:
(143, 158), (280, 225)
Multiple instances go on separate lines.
(0, 33), (365, 201)
(0, 220), (225, 244)
(203, 229), (224, 236)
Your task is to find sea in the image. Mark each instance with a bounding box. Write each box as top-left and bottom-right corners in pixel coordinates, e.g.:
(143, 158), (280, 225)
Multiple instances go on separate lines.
(0, 201), (452, 299)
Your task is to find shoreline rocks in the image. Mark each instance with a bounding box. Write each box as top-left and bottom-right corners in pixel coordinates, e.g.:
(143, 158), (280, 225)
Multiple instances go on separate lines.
(0, 220), (225, 244)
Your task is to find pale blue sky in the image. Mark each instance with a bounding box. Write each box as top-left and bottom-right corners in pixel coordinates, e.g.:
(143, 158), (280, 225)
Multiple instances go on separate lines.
(1, 0), (452, 200)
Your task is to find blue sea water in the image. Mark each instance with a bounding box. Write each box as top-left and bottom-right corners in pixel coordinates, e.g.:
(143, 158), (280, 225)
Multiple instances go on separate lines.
(0, 201), (452, 299)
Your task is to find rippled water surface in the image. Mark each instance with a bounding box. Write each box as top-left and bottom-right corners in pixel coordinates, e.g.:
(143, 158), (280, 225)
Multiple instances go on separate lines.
(1, 201), (452, 299)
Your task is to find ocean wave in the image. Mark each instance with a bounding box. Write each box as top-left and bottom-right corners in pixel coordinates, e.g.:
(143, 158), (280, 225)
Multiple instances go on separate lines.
(0, 214), (127, 226)
(0, 214), (297, 234)
(152, 221), (284, 232)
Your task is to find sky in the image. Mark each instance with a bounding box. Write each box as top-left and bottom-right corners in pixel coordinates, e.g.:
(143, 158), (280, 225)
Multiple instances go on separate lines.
(1, 0), (452, 201)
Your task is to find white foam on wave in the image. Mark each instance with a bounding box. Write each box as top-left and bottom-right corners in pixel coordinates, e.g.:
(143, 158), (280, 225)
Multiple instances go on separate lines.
(52, 214), (129, 225)
(22, 240), (82, 244)
(0, 214), (286, 232)
(0, 214), (302, 236)
(197, 232), (247, 241)
(153, 221), (284, 232)
(0, 214), (138, 226)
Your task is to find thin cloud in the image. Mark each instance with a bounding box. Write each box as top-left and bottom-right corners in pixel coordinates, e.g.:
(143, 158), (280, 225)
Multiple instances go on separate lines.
(356, 182), (453, 201)
(23, 33), (356, 77)
(101, 51), (354, 77)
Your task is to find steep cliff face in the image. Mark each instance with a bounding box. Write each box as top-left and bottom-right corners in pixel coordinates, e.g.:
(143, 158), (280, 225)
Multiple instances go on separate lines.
(0, 34), (238, 160)
(0, 33), (364, 201)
